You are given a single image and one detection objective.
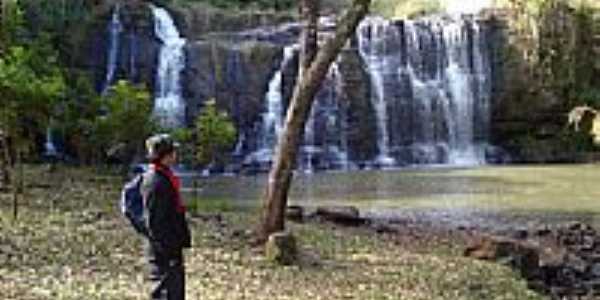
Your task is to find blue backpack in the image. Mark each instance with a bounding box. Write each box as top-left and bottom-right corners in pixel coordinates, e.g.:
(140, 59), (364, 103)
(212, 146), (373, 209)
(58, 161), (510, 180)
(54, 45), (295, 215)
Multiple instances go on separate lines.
(120, 174), (148, 236)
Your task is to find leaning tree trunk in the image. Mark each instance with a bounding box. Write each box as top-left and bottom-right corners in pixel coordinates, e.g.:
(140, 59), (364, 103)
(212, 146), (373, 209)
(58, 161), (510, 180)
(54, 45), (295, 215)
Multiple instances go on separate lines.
(0, 134), (10, 189)
(299, 0), (320, 78)
(12, 150), (22, 220)
(258, 0), (371, 243)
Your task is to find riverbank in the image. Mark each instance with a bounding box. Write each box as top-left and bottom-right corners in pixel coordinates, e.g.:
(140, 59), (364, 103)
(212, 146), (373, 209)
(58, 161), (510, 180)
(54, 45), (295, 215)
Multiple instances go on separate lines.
(0, 165), (543, 299)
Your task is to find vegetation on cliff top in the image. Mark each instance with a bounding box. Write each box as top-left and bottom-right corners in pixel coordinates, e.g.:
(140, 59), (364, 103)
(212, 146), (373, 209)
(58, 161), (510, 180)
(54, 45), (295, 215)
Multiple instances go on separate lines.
(492, 0), (600, 161)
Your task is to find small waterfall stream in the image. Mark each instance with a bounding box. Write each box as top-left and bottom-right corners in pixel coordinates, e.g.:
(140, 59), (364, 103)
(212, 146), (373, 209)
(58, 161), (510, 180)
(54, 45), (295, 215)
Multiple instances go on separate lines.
(101, 4), (122, 93)
(248, 46), (353, 172)
(150, 5), (187, 128)
(357, 18), (397, 167)
(249, 45), (297, 165)
(43, 127), (58, 158)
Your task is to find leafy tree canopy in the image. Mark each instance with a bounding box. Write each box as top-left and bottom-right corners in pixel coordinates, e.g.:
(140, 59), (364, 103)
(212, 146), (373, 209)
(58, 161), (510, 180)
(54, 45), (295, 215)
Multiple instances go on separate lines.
(0, 45), (66, 152)
(194, 99), (237, 168)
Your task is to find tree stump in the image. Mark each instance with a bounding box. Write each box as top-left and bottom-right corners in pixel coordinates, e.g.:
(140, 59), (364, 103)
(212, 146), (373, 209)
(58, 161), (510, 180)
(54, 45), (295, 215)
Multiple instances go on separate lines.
(265, 231), (297, 265)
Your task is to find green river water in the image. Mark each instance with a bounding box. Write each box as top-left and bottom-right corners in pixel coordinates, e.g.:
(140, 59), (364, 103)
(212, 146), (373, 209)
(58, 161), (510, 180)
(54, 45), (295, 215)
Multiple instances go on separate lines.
(189, 164), (600, 229)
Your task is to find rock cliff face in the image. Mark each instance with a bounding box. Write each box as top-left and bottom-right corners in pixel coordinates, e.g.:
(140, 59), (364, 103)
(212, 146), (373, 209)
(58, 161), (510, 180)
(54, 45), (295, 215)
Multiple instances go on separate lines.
(78, 2), (159, 93)
(183, 40), (281, 137)
(82, 3), (508, 171)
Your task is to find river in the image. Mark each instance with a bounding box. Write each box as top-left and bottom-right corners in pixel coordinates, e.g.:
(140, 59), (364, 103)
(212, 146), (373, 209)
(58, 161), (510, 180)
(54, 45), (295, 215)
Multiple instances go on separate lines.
(186, 164), (600, 230)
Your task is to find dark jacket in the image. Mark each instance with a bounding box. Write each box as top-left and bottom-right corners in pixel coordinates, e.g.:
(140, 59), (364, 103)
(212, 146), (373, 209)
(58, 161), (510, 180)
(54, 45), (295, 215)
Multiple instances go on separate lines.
(142, 169), (191, 256)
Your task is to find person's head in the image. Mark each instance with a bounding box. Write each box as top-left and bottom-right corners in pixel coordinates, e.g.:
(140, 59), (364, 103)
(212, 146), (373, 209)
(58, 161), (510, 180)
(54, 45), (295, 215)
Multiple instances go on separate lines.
(146, 134), (179, 166)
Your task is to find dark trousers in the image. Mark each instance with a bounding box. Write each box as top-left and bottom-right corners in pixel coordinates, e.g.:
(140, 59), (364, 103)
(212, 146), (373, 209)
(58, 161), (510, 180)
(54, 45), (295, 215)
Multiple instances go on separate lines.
(147, 248), (185, 300)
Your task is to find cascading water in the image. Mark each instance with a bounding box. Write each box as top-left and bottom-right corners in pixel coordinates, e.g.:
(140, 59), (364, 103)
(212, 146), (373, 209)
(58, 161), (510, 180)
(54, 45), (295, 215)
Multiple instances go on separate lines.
(303, 102), (316, 173)
(246, 46), (353, 171)
(128, 31), (137, 80)
(150, 5), (186, 128)
(357, 18), (396, 167)
(357, 16), (492, 166)
(250, 45), (297, 165)
(244, 14), (493, 171)
(133, 11), (493, 172)
(443, 21), (484, 164)
(301, 60), (352, 171)
(43, 127), (58, 158)
(102, 5), (122, 94)
(325, 62), (352, 170)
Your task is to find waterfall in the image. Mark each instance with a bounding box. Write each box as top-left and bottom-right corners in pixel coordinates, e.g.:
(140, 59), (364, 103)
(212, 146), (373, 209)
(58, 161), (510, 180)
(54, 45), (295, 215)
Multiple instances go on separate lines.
(357, 18), (396, 167)
(43, 127), (58, 158)
(150, 5), (186, 128)
(328, 63), (352, 170)
(248, 46), (354, 172)
(237, 14), (494, 172)
(102, 5), (122, 94)
(357, 16), (491, 166)
(128, 31), (137, 80)
(304, 61), (353, 171)
(444, 21), (481, 164)
(263, 46), (295, 150)
(250, 45), (296, 165)
(303, 90), (317, 173)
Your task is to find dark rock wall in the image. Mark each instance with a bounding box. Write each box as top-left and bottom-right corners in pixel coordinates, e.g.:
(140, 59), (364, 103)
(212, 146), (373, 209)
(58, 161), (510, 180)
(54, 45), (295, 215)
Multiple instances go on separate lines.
(81, 3), (512, 171)
(184, 40), (281, 150)
(337, 46), (378, 163)
(78, 2), (159, 93)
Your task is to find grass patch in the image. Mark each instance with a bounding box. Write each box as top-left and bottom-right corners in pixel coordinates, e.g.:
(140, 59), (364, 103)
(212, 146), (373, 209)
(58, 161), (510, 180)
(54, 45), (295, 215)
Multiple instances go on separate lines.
(186, 197), (238, 213)
(0, 165), (546, 300)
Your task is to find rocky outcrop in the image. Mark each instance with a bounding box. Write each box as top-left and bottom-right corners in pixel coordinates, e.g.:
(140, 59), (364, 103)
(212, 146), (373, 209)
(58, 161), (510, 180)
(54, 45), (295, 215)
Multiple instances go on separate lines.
(337, 46), (378, 164)
(466, 222), (600, 299)
(167, 2), (296, 39)
(81, 2), (512, 171)
(286, 205), (304, 222)
(465, 235), (541, 279)
(70, 2), (159, 93)
(285, 205), (367, 226)
(184, 40), (281, 128)
(313, 205), (367, 226)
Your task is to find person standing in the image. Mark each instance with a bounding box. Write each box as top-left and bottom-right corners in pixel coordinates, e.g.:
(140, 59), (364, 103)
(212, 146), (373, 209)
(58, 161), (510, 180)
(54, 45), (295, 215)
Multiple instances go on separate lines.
(142, 134), (191, 300)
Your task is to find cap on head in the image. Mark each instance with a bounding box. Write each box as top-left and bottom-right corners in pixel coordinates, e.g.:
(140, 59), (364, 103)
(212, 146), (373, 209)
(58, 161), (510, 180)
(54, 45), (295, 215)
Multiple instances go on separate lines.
(146, 134), (180, 161)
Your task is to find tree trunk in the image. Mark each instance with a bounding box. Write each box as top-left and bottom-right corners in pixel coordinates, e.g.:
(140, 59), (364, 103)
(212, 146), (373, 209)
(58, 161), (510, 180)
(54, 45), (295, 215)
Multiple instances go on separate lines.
(12, 151), (21, 220)
(299, 0), (320, 78)
(257, 0), (371, 243)
(0, 134), (10, 188)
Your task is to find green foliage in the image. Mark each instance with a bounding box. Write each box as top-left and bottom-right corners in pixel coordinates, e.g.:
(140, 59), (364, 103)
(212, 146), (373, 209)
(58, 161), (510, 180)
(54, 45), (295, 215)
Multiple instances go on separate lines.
(0, 46), (65, 153)
(170, 0), (295, 10)
(194, 99), (237, 167)
(14, 0), (97, 72)
(372, 0), (440, 18)
(0, 0), (25, 50)
(575, 88), (600, 107)
(186, 197), (235, 213)
(500, 0), (600, 155)
(19, 0), (91, 35)
(76, 80), (155, 164)
(165, 127), (196, 165)
(0, 0), (158, 168)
